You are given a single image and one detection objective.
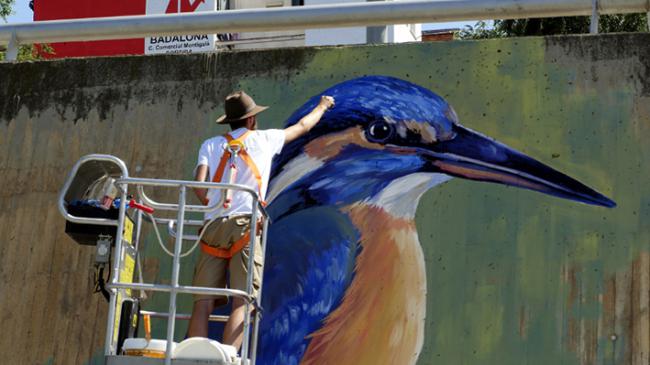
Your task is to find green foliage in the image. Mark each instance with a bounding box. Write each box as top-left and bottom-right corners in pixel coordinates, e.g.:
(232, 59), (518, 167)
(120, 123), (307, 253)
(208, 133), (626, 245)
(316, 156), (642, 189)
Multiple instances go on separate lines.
(1, 44), (55, 62)
(458, 21), (506, 39)
(1, 0), (15, 21)
(0, 0), (54, 61)
(495, 17), (590, 36)
(599, 13), (648, 32)
(460, 13), (648, 39)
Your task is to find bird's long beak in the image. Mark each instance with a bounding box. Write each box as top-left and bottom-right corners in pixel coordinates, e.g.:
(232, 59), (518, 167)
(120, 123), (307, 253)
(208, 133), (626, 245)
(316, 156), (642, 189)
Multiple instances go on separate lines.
(424, 125), (616, 208)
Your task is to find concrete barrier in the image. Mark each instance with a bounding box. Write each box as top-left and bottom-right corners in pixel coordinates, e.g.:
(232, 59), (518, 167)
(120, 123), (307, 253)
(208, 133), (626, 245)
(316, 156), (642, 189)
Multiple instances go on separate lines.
(1, 33), (649, 364)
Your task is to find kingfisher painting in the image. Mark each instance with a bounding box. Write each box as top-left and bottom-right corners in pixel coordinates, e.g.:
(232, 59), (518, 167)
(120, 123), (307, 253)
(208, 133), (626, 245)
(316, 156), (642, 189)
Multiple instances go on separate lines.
(256, 76), (615, 365)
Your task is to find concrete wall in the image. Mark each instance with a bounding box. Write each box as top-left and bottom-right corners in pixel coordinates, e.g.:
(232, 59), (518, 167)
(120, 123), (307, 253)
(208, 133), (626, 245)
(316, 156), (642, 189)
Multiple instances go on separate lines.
(1, 33), (649, 365)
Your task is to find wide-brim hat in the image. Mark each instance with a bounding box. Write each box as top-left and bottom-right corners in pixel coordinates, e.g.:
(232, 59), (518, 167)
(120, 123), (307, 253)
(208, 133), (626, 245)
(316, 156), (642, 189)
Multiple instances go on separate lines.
(216, 90), (269, 124)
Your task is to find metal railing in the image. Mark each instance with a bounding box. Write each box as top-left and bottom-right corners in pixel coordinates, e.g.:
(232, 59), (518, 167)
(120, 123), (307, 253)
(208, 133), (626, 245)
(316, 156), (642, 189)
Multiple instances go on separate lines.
(58, 154), (270, 365)
(2, 0), (650, 61)
(140, 310), (230, 323)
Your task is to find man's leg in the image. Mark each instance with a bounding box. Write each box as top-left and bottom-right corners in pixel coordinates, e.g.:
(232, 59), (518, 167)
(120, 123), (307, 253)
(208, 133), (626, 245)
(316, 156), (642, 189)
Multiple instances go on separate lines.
(222, 297), (247, 348)
(188, 299), (215, 338)
(226, 235), (262, 350)
(187, 241), (228, 338)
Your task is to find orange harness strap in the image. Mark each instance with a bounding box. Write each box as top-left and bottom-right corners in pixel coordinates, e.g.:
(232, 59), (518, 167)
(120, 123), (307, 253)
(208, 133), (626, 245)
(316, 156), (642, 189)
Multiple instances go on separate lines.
(212, 131), (249, 183)
(210, 131), (264, 200)
(202, 131), (262, 259)
(200, 231), (252, 259)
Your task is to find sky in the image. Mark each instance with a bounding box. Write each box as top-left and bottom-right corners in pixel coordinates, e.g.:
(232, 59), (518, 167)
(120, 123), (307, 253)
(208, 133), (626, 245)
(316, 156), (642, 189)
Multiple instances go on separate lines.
(3, 0), (33, 23)
(4, 1), (478, 30)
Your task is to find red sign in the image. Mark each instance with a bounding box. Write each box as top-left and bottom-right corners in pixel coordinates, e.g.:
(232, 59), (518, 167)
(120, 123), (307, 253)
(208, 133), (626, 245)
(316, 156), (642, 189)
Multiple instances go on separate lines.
(165, 0), (206, 13)
(34, 0), (147, 58)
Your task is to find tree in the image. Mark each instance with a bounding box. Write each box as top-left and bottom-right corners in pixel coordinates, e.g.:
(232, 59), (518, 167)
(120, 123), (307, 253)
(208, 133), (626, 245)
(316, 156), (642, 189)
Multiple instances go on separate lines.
(460, 13), (648, 39)
(1, 0), (15, 21)
(0, 0), (53, 61)
(458, 20), (506, 39)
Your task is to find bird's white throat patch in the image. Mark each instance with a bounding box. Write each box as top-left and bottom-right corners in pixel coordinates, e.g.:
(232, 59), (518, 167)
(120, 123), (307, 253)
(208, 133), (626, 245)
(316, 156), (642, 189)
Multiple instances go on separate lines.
(267, 153), (324, 203)
(268, 153), (452, 220)
(367, 173), (452, 219)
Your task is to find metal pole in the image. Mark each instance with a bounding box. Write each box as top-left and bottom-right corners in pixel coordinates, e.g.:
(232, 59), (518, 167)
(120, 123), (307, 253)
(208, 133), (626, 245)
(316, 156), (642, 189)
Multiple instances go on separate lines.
(140, 310), (230, 322)
(164, 185), (187, 365)
(104, 182), (129, 356)
(134, 208), (143, 252)
(590, 0), (600, 34)
(109, 281), (252, 299)
(6, 31), (18, 61)
(134, 207), (147, 300)
(250, 217), (270, 365)
(240, 197), (259, 364)
(2, 0), (650, 45)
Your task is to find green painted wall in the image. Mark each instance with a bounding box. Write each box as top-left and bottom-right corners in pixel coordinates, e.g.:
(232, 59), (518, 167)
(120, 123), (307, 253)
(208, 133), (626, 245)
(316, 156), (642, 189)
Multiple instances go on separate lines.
(0, 33), (648, 364)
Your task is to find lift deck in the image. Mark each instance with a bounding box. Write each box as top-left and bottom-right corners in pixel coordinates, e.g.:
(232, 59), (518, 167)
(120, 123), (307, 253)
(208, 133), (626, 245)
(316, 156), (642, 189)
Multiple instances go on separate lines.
(58, 154), (270, 365)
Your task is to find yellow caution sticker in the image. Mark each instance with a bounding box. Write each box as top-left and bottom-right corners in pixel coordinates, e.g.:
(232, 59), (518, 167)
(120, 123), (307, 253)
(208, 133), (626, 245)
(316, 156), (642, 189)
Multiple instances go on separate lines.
(113, 247), (137, 345)
(120, 254), (135, 297)
(113, 293), (123, 344)
(123, 218), (134, 246)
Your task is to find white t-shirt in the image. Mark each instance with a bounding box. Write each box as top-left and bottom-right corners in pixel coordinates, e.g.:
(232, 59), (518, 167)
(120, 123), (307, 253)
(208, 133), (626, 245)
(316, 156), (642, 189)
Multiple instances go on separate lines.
(197, 127), (285, 221)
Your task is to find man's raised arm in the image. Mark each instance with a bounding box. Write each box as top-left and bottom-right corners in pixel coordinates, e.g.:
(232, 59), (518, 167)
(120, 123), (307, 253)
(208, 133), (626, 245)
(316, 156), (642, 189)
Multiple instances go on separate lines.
(284, 96), (335, 143)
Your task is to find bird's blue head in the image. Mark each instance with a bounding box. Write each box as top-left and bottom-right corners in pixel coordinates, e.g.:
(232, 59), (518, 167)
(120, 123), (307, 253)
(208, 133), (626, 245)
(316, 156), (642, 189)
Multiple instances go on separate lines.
(268, 76), (615, 218)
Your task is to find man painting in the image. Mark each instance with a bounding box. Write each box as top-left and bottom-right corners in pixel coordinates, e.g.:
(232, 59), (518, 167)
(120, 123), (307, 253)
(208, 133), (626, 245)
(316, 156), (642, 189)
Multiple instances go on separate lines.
(188, 90), (335, 350)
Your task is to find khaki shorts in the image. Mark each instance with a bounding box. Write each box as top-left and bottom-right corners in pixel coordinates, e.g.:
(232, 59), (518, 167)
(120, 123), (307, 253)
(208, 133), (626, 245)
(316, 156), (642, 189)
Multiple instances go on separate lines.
(192, 215), (263, 306)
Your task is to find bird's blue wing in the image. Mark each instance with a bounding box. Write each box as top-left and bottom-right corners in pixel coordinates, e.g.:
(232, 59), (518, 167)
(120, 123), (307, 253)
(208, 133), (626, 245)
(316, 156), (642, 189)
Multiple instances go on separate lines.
(257, 204), (360, 365)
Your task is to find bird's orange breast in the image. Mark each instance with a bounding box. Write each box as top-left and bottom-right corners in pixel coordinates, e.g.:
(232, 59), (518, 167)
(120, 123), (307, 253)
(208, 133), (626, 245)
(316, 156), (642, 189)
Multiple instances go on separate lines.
(300, 203), (427, 365)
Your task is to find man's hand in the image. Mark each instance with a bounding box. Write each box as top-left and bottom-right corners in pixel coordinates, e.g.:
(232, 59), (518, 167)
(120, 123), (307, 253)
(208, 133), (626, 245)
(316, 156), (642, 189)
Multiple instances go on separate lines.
(319, 95), (335, 110)
(284, 95), (335, 143)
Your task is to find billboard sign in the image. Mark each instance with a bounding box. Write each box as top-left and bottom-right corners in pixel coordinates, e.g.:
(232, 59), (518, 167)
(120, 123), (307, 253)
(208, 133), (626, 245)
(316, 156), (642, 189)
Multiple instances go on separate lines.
(145, 0), (216, 55)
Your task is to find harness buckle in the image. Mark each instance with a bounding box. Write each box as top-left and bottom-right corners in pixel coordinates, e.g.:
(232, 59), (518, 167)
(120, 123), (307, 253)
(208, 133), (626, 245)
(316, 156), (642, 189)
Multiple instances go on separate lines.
(222, 139), (247, 209)
(226, 139), (245, 155)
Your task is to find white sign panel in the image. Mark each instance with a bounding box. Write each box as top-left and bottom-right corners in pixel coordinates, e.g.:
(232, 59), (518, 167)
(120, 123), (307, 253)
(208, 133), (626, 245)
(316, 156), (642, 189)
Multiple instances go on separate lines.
(145, 0), (216, 55)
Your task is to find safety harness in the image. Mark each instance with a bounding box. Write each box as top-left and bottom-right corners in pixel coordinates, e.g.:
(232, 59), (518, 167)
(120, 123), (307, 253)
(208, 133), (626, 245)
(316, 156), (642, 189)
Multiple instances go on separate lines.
(200, 131), (263, 259)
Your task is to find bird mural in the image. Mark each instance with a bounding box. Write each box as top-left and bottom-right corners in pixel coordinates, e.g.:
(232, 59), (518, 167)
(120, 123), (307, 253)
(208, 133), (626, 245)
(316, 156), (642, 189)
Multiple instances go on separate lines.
(256, 75), (615, 365)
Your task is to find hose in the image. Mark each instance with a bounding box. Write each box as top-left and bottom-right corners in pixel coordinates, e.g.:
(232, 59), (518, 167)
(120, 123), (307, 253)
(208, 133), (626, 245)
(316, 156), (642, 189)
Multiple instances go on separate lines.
(145, 212), (217, 259)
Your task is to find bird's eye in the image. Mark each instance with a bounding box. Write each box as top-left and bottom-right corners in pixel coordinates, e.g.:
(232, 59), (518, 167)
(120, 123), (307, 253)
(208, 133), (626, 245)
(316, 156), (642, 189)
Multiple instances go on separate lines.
(367, 121), (394, 143)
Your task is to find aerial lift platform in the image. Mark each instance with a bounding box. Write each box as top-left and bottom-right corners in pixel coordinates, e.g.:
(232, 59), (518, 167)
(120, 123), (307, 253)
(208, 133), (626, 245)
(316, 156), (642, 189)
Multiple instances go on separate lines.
(58, 154), (269, 365)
